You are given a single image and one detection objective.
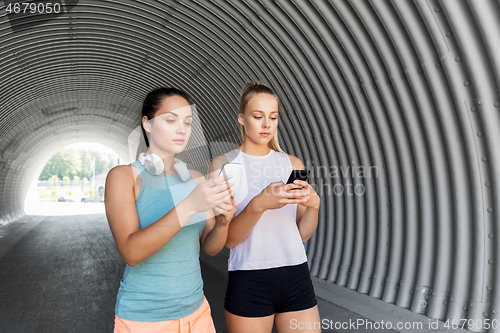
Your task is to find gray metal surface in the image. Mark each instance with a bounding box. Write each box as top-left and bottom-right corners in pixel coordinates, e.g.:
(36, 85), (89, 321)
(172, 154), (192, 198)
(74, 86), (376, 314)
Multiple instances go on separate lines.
(0, 0), (499, 331)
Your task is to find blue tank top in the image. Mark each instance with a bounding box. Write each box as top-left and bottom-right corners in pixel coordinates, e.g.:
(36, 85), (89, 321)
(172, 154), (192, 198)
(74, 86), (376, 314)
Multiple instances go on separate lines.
(115, 160), (207, 321)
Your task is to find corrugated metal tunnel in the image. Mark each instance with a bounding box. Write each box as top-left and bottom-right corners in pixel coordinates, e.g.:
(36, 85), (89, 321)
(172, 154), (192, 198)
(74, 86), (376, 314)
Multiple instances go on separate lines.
(1, 0), (499, 331)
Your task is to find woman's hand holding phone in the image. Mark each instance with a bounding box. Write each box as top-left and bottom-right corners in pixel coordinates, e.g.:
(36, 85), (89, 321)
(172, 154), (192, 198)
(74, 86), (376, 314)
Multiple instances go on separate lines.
(213, 194), (237, 225)
(210, 162), (240, 224)
(292, 180), (320, 210)
(187, 175), (233, 213)
(253, 181), (309, 212)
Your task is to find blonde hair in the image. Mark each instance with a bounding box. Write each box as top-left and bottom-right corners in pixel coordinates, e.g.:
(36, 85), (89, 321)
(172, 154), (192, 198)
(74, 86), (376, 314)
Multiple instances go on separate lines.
(238, 81), (285, 153)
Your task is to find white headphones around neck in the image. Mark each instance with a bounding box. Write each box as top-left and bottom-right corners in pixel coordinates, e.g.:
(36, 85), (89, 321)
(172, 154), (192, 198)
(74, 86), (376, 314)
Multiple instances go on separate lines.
(138, 152), (191, 182)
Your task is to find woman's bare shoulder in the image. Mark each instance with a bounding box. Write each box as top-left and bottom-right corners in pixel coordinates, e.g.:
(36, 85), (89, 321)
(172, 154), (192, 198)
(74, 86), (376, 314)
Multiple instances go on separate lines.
(106, 164), (137, 184)
(287, 155), (305, 169)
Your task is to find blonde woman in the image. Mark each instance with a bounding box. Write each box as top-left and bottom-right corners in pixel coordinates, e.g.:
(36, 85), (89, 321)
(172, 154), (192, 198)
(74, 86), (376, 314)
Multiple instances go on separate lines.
(210, 82), (321, 333)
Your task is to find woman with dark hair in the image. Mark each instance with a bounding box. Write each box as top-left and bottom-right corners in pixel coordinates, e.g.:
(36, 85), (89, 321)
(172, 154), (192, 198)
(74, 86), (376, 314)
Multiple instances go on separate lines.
(105, 87), (237, 333)
(210, 82), (321, 333)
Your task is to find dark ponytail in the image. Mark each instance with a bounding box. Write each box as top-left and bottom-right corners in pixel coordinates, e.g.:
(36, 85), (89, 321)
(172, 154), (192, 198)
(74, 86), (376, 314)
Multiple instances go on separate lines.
(141, 87), (193, 147)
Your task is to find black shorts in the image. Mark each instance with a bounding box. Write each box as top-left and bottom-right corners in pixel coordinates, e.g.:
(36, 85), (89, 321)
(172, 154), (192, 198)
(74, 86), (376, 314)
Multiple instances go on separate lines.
(224, 262), (317, 317)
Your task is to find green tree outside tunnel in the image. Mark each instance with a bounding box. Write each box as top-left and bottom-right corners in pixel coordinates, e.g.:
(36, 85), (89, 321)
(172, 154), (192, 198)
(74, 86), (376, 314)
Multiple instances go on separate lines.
(39, 148), (116, 181)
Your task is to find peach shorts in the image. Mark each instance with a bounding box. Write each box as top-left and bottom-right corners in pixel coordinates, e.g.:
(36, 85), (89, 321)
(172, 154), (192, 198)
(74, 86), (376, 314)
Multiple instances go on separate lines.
(114, 297), (216, 333)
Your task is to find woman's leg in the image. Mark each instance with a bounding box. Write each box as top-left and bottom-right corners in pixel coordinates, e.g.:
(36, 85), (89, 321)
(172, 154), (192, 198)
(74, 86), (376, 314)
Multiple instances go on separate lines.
(273, 262), (320, 333)
(225, 310), (275, 333)
(274, 305), (321, 333)
(224, 268), (278, 333)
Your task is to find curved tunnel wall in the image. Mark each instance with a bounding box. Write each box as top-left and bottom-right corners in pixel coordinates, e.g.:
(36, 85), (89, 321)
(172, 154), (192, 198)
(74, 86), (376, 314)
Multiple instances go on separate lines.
(0, 0), (499, 330)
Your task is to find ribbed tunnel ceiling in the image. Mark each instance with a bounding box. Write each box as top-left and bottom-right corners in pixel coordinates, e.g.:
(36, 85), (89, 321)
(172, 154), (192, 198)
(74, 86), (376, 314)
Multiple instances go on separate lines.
(1, 0), (500, 329)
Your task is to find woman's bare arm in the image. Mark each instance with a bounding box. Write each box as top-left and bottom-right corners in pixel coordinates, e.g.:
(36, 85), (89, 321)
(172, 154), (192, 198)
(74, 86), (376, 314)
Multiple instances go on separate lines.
(198, 158), (236, 256)
(289, 156), (320, 242)
(224, 194), (267, 249)
(224, 159), (308, 249)
(105, 165), (230, 266)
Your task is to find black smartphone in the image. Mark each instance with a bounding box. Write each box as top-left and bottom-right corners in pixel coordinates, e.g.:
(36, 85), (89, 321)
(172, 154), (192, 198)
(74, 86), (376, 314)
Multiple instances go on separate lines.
(286, 169), (310, 190)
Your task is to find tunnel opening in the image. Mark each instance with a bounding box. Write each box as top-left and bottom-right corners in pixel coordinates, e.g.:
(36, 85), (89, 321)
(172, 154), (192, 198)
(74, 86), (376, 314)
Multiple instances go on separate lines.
(24, 142), (119, 216)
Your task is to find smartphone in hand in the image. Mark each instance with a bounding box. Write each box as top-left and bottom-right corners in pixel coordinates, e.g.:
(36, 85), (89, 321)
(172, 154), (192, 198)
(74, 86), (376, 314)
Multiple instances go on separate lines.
(286, 169), (310, 190)
(218, 162), (242, 183)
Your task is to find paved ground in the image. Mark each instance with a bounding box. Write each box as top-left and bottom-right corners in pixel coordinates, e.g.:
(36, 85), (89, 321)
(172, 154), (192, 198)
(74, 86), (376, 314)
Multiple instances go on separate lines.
(0, 214), (466, 333)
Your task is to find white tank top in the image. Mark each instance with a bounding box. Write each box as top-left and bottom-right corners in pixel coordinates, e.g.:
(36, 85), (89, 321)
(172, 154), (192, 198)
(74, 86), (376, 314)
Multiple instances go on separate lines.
(224, 148), (308, 271)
